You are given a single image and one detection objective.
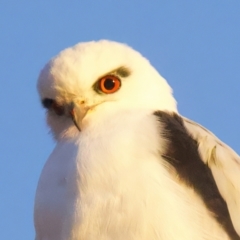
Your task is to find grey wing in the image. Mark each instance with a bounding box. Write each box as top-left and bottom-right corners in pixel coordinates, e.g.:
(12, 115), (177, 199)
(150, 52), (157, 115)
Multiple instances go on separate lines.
(182, 117), (240, 236)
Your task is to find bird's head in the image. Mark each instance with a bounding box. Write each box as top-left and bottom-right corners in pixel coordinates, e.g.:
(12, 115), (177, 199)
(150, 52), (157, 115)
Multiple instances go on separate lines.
(37, 40), (177, 140)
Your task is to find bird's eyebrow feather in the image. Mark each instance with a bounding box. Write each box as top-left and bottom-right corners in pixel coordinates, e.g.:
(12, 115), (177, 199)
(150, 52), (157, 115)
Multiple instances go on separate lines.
(99, 66), (131, 79)
(114, 66), (131, 78)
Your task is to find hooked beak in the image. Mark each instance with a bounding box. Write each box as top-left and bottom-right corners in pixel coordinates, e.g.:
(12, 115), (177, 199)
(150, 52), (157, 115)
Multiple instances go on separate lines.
(69, 101), (99, 131)
(69, 102), (83, 132)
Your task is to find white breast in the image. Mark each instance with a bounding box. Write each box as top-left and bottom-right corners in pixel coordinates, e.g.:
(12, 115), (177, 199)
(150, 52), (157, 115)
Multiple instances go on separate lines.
(34, 110), (231, 240)
(34, 139), (82, 240)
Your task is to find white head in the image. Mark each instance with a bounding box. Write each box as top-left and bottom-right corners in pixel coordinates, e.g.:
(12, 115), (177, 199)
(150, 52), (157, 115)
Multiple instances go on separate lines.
(37, 40), (177, 140)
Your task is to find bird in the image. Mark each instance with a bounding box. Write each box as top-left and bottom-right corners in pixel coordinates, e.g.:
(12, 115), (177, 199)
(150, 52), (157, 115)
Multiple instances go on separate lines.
(34, 40), (240, 240)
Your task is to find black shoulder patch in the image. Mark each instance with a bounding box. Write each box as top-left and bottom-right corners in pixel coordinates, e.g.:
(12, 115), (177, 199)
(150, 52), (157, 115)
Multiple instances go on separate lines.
(154, 111), (240, 240)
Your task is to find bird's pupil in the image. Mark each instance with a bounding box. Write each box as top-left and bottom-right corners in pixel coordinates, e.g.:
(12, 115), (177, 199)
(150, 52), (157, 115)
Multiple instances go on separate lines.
(104, 79), (115, 90)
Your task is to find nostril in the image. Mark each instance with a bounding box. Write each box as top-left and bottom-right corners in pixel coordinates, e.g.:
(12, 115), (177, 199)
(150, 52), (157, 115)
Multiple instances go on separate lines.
(80, 100), (85, 104)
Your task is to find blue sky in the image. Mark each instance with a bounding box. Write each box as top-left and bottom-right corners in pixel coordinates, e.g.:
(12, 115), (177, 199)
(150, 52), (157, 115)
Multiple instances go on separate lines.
(1, 1), (240, 239)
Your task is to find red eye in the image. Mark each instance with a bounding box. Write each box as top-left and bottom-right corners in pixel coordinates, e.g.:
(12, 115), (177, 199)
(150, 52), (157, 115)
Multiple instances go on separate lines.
(98, 75), (121, 94)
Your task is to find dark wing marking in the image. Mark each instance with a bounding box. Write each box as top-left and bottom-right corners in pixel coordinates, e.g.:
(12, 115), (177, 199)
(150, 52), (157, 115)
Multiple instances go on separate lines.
(154, 111), (240, 239)
(182, 116), (240, 237)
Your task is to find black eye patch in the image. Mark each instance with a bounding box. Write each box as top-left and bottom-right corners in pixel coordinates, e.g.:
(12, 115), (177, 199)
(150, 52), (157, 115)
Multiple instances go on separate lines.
(42, 98), (54, 109)
(41, 98), (65, 116)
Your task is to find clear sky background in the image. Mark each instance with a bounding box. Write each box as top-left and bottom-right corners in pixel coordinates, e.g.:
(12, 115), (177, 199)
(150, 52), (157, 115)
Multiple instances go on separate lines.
(1, 1), (240, 239)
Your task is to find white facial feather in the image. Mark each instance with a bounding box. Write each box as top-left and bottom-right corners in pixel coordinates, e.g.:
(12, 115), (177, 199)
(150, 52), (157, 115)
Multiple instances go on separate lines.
(37, 40), (177, 140)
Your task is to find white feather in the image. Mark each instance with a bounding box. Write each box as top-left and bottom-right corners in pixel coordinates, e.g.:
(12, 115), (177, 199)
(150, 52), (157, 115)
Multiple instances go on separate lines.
(35, 108), (231, 240)
(183, 117), (240, 236)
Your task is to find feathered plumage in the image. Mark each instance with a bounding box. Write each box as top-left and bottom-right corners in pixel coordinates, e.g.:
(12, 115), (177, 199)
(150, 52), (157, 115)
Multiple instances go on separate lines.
(34, 40), (240, 240)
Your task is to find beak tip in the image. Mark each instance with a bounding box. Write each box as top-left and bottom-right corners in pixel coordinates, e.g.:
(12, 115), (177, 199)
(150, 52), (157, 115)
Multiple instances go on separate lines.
(75, 124), (81, 132)
(69, 103), (81, 132)
(72, 116), (81, 132)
